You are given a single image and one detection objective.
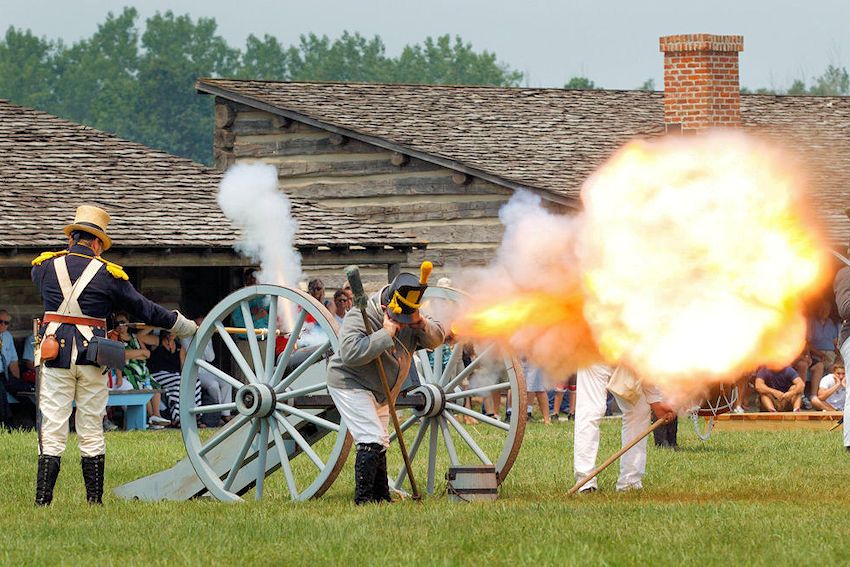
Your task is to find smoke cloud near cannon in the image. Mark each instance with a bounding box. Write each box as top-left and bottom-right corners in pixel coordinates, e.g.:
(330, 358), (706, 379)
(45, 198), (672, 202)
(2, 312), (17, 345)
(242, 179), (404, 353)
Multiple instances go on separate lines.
(217, 162), (303, 289)
(452, 131), (831, 394)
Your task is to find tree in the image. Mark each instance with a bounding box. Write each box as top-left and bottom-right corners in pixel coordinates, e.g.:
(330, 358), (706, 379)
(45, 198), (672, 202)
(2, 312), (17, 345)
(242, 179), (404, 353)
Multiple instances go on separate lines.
(809, 64), (849, 95)
(636, 78), (655, 91)
(134, 11), (239, 163)
(238, 34), (291, 80)
(392, 35), (522, 86)
(0, 27), (59, 108)
(564, 76), (596, 89)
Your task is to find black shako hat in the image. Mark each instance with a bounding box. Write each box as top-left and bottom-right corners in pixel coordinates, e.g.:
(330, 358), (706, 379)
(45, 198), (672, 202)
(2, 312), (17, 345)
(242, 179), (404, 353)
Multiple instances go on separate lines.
(381, 261), (433, 324)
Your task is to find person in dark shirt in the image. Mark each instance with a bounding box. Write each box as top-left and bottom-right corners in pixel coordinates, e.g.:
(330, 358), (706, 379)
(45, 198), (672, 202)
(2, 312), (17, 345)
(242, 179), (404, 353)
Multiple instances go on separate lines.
(754, 365), (804, 412)
(30, 205), (197, 506)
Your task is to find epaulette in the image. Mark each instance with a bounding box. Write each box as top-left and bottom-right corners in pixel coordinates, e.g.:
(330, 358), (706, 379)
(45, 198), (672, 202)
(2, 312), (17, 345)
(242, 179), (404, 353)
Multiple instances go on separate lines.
(31, 250), (68, 266)
(97, 257), (129, 280)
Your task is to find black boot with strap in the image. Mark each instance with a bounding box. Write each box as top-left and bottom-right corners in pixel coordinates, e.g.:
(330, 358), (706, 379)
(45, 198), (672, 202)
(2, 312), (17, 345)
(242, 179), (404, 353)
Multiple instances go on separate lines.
(35, 455), (61, 506)
(81, 454), (105, 504)
(354, 443), (382, 505)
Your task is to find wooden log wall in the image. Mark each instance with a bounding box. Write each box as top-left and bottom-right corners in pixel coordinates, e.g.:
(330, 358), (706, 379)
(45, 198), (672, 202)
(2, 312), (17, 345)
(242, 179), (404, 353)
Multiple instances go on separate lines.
(215, 100), (528, 285)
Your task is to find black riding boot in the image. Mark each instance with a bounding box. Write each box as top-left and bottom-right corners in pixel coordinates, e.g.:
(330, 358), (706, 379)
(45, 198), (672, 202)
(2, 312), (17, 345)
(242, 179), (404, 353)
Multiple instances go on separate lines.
(81, 454), (105, 505)
(354, 443), (381, 505)
(372, 446), (391, 503)
(35, 455), (61, 506)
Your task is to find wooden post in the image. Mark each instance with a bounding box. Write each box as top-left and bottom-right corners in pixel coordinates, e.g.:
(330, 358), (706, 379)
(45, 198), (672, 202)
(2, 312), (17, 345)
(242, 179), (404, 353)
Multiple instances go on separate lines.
(388, 263), (401, 283)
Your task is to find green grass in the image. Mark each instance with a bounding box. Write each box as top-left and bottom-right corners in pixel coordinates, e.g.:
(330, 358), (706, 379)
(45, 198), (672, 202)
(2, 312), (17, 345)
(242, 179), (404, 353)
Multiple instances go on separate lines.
(1, 419), (848, 566)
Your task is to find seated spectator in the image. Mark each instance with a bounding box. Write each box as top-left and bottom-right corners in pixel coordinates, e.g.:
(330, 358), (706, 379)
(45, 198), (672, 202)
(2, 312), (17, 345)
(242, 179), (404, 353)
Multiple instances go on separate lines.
(231, 269), (270, 383)
(754, 365), (805, 412)
(308, 278), (330, 309)
(21, 333), (36, 383)
(797, 300), (840, 400)
(0, 310), (35, 428)
(113, 312), (169, 427)
(341, 281), (354, 303)
(331, 289), (350, 325)
(812, 363), (846, 412)
(148, 330), (202, 427)
(181, 317), (232, 426)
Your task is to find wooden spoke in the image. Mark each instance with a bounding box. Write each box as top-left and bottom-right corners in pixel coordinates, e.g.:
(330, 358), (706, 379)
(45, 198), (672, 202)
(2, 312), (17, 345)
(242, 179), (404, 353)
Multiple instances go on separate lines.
(240, 300), (265, 381)
(443, 343), (497, 392)
(270, 419), (299, 499)
(273, 340), (332, 394)
(277, 382), (327, 401)
(417, 350), (434, 383)
(198, 414), (252, 457)
(388, 414), (420, 444)
(255, 419), (270, 500)
(445, 402), (510, 431)
(427, 419), (438, 494)
(268, 309), (308, 388)
(444, 412), (493, 465)
(196, 359), (244, 391)
(439, 417), (460, 466)
(264, 295), (278, 380)
(273, 413), (326, 470)
(444, 381), (510, 402)
(189, 402), (237, 416)
(215, 321), (257, 384)
(276, 403), (340, 432)
(437, 343), (463, 385)
(395, 418), (429, 488)
(432, 345), (444, 382)
(223, 419), (260, 491)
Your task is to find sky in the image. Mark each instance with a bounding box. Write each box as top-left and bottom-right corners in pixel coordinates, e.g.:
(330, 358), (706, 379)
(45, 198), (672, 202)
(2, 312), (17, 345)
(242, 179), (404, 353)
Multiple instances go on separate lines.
(1, 0), (848, 90)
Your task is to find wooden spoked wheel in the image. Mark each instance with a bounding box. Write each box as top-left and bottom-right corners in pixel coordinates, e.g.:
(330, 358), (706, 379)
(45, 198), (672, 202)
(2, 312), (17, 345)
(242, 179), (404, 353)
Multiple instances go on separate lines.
(180, 284), (351, 502)
(690, 383), (738, 441)
(388, 285), (527, 496)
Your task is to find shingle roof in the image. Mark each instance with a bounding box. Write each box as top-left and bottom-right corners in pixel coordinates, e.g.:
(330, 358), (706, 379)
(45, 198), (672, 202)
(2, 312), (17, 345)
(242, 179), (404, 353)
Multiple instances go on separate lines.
(0, 99), (423, 252)
(197, 79), (850, 244)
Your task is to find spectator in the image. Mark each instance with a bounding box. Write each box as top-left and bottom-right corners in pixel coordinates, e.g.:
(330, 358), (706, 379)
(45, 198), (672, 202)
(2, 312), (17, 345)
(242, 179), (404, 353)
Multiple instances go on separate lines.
(812, 363), (846, 412)
(148, 330), (202, 427)
(797, 300), (840, 402)
(754, 365), (805, 412)
(113, 312), (170, 427)
(182, 317), (232, 426)
(308, 278), (330, 308)
(523, 359), (550, 425)
(0, 310), (35, 428)
(437, 277), (452, 287)
(331, 289), (351, 325)
(550, 374), (576, 422)
(21, 333), (36, 383)
(231, 269), (270, 382)
(341, 281), (354, 303)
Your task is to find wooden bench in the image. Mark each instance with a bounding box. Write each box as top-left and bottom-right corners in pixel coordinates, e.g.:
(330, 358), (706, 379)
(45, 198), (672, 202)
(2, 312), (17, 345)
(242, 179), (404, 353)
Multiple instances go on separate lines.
(7, 389), (157, 431)
(715, 410), (843, 431)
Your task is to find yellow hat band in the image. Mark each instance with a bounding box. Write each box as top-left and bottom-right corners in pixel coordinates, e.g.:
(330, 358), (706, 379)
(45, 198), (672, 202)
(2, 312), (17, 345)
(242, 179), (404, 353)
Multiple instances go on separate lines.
(387, 290), (422, 315)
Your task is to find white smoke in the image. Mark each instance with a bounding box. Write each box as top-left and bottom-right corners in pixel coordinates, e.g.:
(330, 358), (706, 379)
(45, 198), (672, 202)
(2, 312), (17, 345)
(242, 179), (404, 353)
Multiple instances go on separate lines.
(217, 163), (302, 288)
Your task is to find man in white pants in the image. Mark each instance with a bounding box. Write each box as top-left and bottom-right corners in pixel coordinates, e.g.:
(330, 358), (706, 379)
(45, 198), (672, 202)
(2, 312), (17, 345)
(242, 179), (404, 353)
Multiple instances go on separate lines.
(834, 253), (850, 452)
(574, 364), (675, 493)
(327, 266), (444, 504)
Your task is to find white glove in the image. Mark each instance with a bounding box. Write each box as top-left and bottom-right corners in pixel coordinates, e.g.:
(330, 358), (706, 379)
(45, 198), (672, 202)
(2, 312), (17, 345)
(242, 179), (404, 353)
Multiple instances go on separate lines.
(170, 311), (198, 339)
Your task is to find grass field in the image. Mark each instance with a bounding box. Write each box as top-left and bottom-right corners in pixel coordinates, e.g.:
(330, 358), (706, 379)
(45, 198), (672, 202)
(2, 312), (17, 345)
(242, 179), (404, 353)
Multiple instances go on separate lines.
(1, 418), (848, 566)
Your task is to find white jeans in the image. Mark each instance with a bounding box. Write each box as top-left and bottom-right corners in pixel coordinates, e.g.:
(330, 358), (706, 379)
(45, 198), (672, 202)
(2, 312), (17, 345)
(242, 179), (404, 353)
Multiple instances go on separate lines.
(574, 365), (651, 491)
(40, 356), (108, 458)
(328, 386), (390, 447)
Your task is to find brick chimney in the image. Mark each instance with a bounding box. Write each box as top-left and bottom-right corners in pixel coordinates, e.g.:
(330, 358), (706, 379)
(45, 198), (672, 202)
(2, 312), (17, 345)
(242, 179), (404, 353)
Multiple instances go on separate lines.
(659, 34), (744, 133)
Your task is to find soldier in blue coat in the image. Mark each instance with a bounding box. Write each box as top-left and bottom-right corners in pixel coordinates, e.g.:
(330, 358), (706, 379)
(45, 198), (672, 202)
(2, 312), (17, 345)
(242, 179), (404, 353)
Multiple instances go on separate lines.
(31, 205), (198, 505)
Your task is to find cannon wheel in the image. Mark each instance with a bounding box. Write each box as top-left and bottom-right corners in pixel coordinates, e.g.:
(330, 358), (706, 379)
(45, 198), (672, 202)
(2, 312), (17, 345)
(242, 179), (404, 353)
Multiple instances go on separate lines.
(690, 384), (738, 442)
(388, 285), (527, 496)
(180, 284), (351, 502)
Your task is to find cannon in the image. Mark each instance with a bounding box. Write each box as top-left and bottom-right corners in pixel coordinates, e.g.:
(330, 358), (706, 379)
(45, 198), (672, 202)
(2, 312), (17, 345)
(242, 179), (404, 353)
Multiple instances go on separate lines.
(115, 284), (527, 502)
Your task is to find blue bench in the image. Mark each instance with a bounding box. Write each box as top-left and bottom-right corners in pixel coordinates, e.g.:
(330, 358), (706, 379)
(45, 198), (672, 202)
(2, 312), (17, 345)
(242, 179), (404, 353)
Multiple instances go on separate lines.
(7, 389), (157, 431)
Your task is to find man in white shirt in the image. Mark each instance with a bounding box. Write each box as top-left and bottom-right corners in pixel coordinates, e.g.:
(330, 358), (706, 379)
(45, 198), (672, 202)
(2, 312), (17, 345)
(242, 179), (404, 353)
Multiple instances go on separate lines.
(811, 363), (845, 412)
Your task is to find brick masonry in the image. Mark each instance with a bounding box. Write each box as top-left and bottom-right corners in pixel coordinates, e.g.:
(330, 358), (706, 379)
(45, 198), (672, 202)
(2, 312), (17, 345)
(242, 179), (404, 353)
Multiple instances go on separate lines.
(660, 34), (744, 132)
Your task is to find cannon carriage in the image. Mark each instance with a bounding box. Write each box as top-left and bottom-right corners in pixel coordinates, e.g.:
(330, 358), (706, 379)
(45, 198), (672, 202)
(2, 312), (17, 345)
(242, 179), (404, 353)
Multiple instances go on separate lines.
(116, 284), (527, 502)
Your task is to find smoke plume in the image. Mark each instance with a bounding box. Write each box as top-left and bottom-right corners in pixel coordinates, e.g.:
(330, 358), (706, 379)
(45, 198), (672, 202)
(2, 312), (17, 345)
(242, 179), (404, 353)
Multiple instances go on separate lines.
(217, 162), (303, 288)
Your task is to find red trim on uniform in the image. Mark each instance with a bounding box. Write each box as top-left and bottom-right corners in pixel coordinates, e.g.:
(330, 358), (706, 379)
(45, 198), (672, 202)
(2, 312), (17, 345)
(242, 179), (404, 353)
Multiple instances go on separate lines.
(43, 313), (107, 329)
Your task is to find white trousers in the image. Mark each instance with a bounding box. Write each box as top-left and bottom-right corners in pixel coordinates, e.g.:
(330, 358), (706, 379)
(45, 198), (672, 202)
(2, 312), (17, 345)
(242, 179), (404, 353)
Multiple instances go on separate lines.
(328, 386), (390, 447)
(40, 357), (108, 458)
(574, 365), (651, 491)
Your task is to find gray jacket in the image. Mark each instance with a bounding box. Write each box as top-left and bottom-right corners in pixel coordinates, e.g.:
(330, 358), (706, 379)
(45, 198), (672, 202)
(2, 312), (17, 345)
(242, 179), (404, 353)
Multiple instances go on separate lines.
(835, 266), (850, 346)
(326, 288), (445, 404)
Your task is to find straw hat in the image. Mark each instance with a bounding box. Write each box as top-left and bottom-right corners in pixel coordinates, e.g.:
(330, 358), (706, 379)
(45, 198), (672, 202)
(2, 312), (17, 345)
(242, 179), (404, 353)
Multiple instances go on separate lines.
(64, 205), (112, 251)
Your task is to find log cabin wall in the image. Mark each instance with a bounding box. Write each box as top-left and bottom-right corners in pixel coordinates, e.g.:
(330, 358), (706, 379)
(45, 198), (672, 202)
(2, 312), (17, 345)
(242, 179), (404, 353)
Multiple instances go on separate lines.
(214, 99), (554, 288)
